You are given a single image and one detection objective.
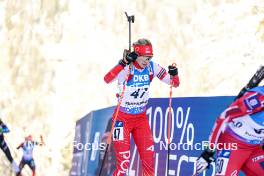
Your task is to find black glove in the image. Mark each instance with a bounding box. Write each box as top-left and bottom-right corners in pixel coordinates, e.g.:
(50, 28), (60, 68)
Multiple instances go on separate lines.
(168, 65), (178, 76)
(200, 149), (215, 164)
(126, 52), (138, 63)
(196, 148), (215, 173)
(235, 86), (250, 100)
(119, 50), (138, 67)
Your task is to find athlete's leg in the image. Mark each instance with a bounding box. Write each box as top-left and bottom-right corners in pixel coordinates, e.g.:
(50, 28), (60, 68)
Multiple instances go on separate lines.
(112, 111), (132, 176)
(241, 147), (264, 176)
(0, 135), (20, 174)
(18, 158), (26, 175)
(28, 159), (36, 176)
(0, 135), (14, 163)
(11, 160), (20, 174)
(132, 114), (154, 176)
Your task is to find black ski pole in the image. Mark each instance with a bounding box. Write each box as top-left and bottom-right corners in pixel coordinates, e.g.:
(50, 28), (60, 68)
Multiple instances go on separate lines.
(98, 12), (135, 176)
(98, 143), (109, 176)
(166, 63), (177, 176)
(125, 12), (135, 51)
(235, 65), (264, 100)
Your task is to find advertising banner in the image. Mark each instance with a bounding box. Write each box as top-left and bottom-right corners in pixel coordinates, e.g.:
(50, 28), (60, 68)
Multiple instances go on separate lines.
(70, 96), (246, 176)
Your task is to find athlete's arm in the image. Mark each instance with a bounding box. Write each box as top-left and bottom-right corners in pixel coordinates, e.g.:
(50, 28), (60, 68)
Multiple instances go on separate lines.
(104, 50), (137, 84)
(16, 143), (23, 149)
(152, 62), (180, 88)
(104, 63), (126, 84)
(209, 89), (264, 145)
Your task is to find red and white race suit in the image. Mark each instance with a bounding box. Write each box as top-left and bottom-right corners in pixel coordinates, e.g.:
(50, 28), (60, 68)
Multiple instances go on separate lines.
(104, 60), (179, 176)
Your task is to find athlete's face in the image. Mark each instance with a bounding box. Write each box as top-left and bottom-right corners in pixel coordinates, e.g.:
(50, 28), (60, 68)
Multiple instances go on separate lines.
(136, 56), (152, 68)
(25, 135), (32, 141)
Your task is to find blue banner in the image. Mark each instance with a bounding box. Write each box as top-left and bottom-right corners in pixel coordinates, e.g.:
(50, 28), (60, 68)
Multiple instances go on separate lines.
(70, 96), (247, 176)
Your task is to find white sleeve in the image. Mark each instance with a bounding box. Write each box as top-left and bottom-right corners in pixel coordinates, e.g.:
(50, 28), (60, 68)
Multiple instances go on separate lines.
(152, 61), (171, 85)
(117, 66), (130, 84)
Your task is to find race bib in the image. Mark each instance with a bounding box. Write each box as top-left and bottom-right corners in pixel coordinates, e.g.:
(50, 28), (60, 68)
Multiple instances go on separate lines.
(121, 85), (149, 106)
(113, 121), (124, 141)
(215, 150), (231, 175)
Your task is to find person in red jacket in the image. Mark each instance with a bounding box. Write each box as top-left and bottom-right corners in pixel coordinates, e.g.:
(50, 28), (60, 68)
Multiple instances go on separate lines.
(196, 85), (264, 175)
(104, 38), (180, 176)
